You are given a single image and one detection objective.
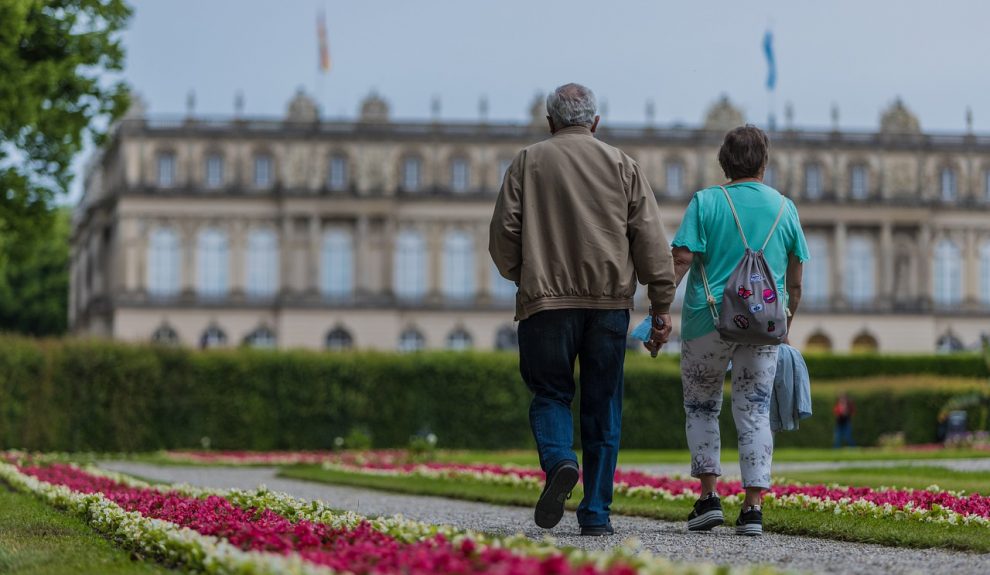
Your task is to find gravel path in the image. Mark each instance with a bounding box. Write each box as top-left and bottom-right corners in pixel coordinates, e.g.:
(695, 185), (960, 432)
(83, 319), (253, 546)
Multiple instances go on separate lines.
(629, 457), (990, 478)
(101, 462), (990, 575)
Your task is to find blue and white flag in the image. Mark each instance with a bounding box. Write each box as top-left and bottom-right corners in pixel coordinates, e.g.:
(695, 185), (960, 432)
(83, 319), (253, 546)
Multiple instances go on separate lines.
(763, 30), (776, 91)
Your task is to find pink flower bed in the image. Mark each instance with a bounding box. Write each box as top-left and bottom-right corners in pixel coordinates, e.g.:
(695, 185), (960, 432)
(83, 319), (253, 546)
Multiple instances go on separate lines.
(19, 463), (634, 575)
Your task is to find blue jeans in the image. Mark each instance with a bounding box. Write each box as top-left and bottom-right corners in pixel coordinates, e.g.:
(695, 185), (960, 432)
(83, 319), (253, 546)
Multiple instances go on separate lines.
(518, 308), (629, 527)
(834, 420), (854, 448)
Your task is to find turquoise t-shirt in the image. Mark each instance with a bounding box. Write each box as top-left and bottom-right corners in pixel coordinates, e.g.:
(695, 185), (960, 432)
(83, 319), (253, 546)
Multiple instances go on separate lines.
(672, 182), (810, 342)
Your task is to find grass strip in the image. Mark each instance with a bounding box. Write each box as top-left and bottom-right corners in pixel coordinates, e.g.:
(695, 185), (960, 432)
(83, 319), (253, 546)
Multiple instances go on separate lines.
(778, 466), (990, 494)
(0, 483), (179, 575)
(279, 465), (990, 553)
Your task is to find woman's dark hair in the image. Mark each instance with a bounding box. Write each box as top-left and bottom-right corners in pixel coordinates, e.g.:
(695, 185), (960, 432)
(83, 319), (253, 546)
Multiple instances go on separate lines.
(718, 125), (770, 180)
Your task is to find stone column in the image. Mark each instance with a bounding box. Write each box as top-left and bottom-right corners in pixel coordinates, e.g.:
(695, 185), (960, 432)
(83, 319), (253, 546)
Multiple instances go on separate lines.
(832, 222), (847, 308)
(279, 215), (292, 295)
(428, 222), (443, 301)
(917, 224), (933, 310)
(181, 221), (196, 295)
(382, 218), (397, 297)
(229, 221), (246, 297)
(880, 222), (894, 309)
(964, 229), (978, 306)
(355, 215), (370, 295)
(308, 215), (321, 294)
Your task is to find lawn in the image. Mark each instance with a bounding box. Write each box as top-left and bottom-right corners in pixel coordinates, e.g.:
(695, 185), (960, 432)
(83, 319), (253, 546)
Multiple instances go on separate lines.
(0, 484), (180, 575)
(279, 465), (990, 553)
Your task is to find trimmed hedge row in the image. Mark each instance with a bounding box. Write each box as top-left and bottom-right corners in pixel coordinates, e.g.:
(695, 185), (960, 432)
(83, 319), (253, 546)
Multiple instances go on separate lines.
(0, 336), (986, 452)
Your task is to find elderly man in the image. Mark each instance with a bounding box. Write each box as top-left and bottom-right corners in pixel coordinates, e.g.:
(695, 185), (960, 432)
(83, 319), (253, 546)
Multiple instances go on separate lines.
(490, 83), (675, 535)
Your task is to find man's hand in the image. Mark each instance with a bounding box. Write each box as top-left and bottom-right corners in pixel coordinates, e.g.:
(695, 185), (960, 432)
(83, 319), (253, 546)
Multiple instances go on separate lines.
(643, 311), (672, 357)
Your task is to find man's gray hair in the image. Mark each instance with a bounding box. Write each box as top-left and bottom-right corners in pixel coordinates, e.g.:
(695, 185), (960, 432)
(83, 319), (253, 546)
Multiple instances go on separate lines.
(546, 83), (598, 128)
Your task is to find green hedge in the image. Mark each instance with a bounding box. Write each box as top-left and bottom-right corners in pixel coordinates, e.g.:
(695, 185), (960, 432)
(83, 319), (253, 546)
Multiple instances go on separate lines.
(0, 336), (986, 452)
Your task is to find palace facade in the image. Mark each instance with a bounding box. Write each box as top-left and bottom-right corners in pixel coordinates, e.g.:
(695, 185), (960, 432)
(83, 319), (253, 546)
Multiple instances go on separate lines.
(70, 90), (990, 353)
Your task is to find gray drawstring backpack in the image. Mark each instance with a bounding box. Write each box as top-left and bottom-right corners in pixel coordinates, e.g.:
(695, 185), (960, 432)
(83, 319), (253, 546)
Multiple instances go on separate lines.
(700, 186), (788, 345)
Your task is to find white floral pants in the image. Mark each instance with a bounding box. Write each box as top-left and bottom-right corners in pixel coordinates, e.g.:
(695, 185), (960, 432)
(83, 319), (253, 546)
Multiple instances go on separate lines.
(680, 330), (779, 489)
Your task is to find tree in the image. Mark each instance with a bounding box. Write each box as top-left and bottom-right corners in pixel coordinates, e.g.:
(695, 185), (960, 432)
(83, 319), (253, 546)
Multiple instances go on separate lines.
(0, 0), (131, 335)
(0, 207), (68, 335)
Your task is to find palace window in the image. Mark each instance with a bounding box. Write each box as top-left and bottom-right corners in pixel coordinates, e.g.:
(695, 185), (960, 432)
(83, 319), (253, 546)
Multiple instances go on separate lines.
(851, 332), (879, 354)
(205, 154), (224, 188)
(446, 328), (473, 351)
(805, 332), (833, 353)
(253, 153), (273, 187)
(804, 233), (830, 307)
(450, 157), (470, 193)
(443, 230), (474, 301)
(936, 332), (965, 354)
(151, 324), (179, 346)
(328, 154), (348, 191)
(666, 160), (685, 197)
(845, 235), (875, 306)
(490, 261), (516, 301)
(325, 327), (354, 351)
(197, 228), (229, 298)
(320, 229), (354, 299)
(245, 229), (279, 298)
(398, 327), (425, 352)
(157, 152), (176, 187)
(495, 325), (518, 350)
(244, 326), (276, 349)
(804, 163), (823, 199)
(200, 325), (228, 349)
(147, 227), (181, 297)
(402, 156), (422, 191)
(933, 239), (963, 308)
(850, 165), (869, 200)
(940, 167), (957, 203)
(394, 230), (427, 300)
(980, 242), (990, 307)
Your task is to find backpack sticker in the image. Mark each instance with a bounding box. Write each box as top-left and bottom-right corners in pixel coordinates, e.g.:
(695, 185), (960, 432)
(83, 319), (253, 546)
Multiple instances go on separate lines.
(733, 315), (750, 329)
(749, 303), (764, 314)
(762, 288), (777, 303)
(737, 286), (754, 299)
(767, 321), (776, 333)
(750, 273), (764, 283)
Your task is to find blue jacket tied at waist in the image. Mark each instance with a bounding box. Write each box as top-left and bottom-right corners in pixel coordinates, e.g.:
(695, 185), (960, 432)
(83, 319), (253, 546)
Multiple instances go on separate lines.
(770, 344), (812, 432)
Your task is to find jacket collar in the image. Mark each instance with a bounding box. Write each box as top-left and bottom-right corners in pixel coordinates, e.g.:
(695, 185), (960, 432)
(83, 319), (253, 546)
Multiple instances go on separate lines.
(553, 125), (593, 137)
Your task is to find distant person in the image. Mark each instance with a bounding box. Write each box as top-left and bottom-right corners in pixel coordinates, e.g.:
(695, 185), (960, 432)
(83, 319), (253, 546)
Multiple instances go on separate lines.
(490, 83), (676, 536)
(833, 392), (855, 448)
(653, 125), (808, 536)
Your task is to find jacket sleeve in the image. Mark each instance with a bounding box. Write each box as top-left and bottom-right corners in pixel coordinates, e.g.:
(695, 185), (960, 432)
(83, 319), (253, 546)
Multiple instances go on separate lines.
(488, 154), (523, 283)
(626, 161), (676, 313)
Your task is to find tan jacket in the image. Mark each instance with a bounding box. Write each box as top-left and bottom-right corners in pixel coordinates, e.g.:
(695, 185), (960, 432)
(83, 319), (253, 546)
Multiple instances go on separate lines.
(489, 125), (676, 320)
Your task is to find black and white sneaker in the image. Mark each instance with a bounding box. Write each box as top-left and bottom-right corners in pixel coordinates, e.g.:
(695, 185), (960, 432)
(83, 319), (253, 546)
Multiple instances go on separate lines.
(534, 460), (579, 529)
(687, 492), (724, 531)
(735, 506), (763, 536)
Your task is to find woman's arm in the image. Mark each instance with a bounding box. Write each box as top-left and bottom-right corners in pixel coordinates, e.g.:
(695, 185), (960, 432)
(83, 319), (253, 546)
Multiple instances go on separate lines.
(672, 246), (694, 287)
(785, 253), (803, 330)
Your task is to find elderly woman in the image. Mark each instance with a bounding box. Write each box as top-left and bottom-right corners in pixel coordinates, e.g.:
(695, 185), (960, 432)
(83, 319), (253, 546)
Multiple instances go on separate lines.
(653, 125), (808, 536)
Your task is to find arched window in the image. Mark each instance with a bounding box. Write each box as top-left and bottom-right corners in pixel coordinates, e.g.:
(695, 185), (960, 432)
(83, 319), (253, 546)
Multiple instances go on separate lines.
(940, 167), (957, 203)
(845, 235), (875, 306)
(763, 164), (777, 189)
(980, 241), (990, 307)
(200, 325), (227, 349)
(495, 325), (518, 350)
(851, 332), (879, 354)
(446, 327), (473, 350)
(490, 261), (516, 302)
(197, 228), (229, 298)
(850, 165), (869, 200)
(936, 331), (965, 354)
(804, 233), (831, 307)
(328, 154), (348, 192)
(402, 156), (422, 192)
(665, 160), (684, 197)
(398, 327), (425, 352)
(933, 239), (963, 308)
(151, 323), (179, 346)
(320, 229), (353, 299)
(325, 326), (354, 351)
(245, 229), (279, 298)
(147, 227), (181, 297)
(804, 163), (823, 199)
(450, 157), (470, 193)
(205, 153), (224, 188)
(157, 152), (176, 187)
(244, 326), (276, 349)
(394, 230), (427, 300)
(443, 231), (474, 300)
(253, 153), (273, 188)
(805, 332), (833, 353)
